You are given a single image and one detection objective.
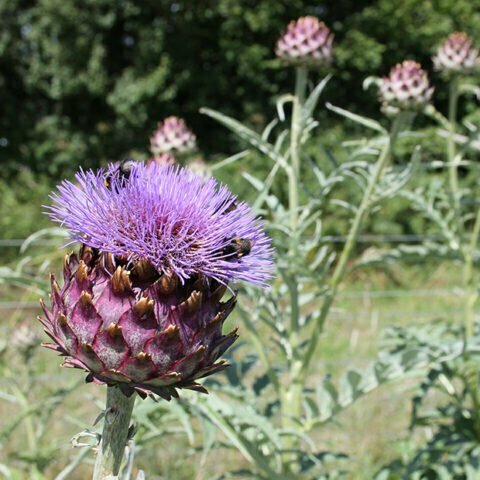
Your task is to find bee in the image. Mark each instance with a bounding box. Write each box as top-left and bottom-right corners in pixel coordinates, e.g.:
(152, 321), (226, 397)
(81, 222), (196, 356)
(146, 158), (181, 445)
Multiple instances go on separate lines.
(222, 237), (253, 259)
(223, 200), (238, 215)
(213, 199), (238, 216)
(104, 159), (137, 190)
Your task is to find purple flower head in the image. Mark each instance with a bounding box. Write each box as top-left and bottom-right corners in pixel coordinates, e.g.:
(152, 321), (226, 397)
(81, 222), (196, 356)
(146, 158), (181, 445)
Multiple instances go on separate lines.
(150, 116), (197, 155)
(433, 32), (480, 75)
(48, 162), (273, 287)
(378, 60), (433, 116)
(276, 16), (333, 67)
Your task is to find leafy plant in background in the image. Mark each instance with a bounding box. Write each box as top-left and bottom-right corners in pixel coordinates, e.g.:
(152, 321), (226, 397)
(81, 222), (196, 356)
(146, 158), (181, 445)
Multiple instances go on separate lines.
(366, 32), (480, 479)
(178, 17), (445, 479)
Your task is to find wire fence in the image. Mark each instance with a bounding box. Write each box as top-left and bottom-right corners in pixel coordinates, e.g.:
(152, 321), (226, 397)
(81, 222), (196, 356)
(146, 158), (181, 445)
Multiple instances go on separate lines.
(0, 234), (469, 310)
(0, 233), (447, 248)
(0, 289), (467, 311)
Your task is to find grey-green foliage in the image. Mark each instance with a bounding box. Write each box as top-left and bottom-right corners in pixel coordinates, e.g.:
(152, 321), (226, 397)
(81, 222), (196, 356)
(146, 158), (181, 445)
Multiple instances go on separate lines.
(190, 73), (425, 478)
(376, 323), (480, 480)
(187, 335), (468, 480)
(367, 70), (480, 478)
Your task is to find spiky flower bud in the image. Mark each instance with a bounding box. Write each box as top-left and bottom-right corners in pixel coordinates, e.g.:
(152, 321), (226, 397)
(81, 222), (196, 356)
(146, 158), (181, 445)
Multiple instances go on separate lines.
(433, 32), (480, 75)
(150, 117), (196, 155)
(40, 163), (273, 399)
(379, 60), (433, 115)
(187, 157), (210, 178)
(275, 16), (333, 67)
(147, 153), (176, 168)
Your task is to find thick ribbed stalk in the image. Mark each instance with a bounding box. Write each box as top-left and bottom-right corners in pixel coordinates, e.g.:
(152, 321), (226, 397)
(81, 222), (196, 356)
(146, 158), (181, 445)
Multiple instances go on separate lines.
(280, 66), (308, 472)
(448, 78), (461, 228)
(463, 207), (480, 338)
(93, 386), (136, 480)
(287, 66), (308, 343)
(282, 117), (403, 430)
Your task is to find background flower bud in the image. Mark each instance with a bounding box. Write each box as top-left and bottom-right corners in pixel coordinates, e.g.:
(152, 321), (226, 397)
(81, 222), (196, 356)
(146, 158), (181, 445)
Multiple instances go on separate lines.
(275, 16), (333, 67)
(433, 32), (480, 76)
(379, 60), (433, 115)
(150, 116), (197, 155)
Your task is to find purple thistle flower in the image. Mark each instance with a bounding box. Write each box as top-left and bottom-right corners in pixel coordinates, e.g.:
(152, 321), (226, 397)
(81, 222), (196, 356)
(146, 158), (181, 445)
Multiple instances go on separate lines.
(48, 162), (273, 286)
(40, 162), (273, 399)
(150, 116), (197, 155)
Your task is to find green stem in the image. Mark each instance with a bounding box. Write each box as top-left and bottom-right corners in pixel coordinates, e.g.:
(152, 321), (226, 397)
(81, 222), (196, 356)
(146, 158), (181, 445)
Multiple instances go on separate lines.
(291, 66), (307, 181)
(448, 78), (462, 230)
(297, 116), (403, 387)
(287, 66), (308, 343)
(93, 386), (136, 480)
(463, 207), (480, 338)
(279, 66), (308, 473)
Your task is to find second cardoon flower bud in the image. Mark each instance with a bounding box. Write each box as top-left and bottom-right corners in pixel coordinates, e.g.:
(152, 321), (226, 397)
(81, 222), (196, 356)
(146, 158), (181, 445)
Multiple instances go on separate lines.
(379, 60), (433, 116)
(433, 32), (480, 76)
(146, 153), (176, 168)
(275, 16), (333, 67)
(150, 116), (197, 155)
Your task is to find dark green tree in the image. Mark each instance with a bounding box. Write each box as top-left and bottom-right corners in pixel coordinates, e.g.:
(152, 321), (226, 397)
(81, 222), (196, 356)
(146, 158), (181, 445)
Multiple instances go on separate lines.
(0, 0), (479, 177)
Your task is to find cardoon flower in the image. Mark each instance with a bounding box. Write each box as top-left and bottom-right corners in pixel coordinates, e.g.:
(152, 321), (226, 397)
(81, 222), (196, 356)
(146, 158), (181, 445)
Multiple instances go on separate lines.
(187, 157), (210, 178)
(275, 16), (333, 66)
(379, 60), (433, 115)
(147, 153), (176, 167)
(150, 116), (196, 155)
(40, 162), (273, 400)
(433, 32), (480, 75)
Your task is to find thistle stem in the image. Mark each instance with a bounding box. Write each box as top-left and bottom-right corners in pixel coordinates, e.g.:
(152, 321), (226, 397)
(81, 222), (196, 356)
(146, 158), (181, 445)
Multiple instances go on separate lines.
(93, 386), (136, 480)
(445, 77), (478, 336)
(280, 66), (308, 472)
(448, 78), (462, 231)
(297, 115), (403, 390)
(463, 207), (480, 338)
(287, 66), (307, 341)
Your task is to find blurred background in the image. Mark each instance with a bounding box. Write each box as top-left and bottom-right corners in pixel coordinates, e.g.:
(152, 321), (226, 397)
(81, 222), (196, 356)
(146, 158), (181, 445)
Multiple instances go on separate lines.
(2, 0), (480, 258)
(2, 1), (480, 478)
(1, 0), (480, 249)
